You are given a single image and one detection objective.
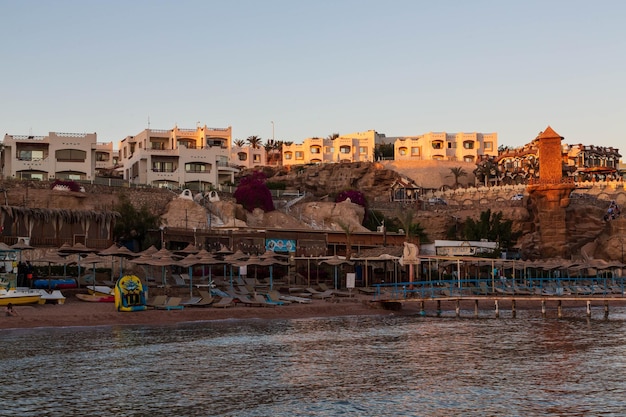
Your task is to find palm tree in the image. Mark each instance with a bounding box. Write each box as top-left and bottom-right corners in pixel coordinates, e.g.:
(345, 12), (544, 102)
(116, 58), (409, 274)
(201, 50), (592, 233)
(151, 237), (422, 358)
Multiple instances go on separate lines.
(246, 135), (262, 149)
(336, 220), (355, 260)
(327, 133), (340, 141)
(474, 158), (498, 187)
(233, 139), (245, 148)
(447, 167), (468, 189)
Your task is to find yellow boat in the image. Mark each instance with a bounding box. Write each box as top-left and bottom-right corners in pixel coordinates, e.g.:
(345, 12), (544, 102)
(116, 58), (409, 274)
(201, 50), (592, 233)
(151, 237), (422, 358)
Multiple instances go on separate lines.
(0, 288), (43, 306)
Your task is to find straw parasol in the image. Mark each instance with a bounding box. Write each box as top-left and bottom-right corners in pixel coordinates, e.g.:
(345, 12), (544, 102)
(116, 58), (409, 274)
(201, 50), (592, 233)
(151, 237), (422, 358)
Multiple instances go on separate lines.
(319, 255), (354, 289)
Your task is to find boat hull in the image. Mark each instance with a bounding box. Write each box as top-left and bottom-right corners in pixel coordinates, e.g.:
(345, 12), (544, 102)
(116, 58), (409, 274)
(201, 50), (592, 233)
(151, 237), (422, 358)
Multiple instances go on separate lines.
(76, 293), (115, 303)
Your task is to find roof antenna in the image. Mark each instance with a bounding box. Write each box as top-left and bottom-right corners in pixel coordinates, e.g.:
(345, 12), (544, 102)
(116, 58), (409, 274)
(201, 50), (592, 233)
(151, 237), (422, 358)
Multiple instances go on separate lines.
(148, 116), (151, 129)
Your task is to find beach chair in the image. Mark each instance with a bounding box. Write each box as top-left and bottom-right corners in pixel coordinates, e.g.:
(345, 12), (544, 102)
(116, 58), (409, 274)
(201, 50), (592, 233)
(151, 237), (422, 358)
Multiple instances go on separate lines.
(253, 294), (275, 307)
(212, 297), (235, 308)
(306, 288), (334, 299)
(180, 297), (202, 306)
(155, 297), (184, 310)
(146, 295), (168, 308)
(267, 290), (289, 305)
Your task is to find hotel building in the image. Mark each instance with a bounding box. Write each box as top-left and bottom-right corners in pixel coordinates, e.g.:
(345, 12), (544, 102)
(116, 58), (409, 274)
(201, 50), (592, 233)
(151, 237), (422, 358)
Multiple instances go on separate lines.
(118, 125), (237, 190)
(393, 132), (498, 163)
(282, 130), (381, 166)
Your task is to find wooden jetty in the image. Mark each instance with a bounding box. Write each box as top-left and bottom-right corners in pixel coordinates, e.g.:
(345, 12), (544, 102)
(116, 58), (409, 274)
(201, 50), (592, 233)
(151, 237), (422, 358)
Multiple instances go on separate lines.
(377, 295), (626, 319)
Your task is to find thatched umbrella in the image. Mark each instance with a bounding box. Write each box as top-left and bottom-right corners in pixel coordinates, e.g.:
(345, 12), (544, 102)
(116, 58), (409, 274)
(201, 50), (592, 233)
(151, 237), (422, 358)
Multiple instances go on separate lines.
(58, 242), (97, 288)
(36, 251), (74, 290)
(98, 244), (139, 280)
(11, 238), (34, 263)
(223, 250), (249, 290)
(260, 251), (289, 290)
(319, 256), (354, 290)
(175, 243), (200, 256)
(79, 252), (108, 292)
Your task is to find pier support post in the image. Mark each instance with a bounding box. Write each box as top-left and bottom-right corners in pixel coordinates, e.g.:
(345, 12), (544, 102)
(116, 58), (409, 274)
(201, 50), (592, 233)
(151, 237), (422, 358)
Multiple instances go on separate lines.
(494, 300), (499, 318)
(455, 300), (460, 318)
(604, 301), (609, 319)
(557, 300), (562, 319)
(586, 300), (591, 318)
(541, 300), (546, 318)
(511, 299), (516, 318)
(474, 299), (479, 318)
(436, 300), (441, 317)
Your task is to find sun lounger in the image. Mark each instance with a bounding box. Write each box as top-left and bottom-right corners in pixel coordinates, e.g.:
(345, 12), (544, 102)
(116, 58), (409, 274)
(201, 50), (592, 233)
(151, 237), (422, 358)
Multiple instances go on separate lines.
(155, 297), (184, 310)
(280, 294), (312, 304)
(172, 274), (187, 287)
(146, 295), (168, 308)
(307, 288), (334, 299)
(357, 287), (376, 295)
(180, 296), (203, 306)
(233, 294), (265, 307)
(253, 294), (275, 307)
(212, 297), (235, 308)
(268, 290), (290, 305)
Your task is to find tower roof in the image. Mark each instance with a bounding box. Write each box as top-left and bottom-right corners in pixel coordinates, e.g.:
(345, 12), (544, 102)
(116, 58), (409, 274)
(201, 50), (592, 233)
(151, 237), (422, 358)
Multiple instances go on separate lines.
(537, 126), (563, 140)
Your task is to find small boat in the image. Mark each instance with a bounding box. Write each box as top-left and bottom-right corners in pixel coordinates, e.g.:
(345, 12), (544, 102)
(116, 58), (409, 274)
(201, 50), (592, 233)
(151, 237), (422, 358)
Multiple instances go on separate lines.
(35, 290), (66, 305)
(87, 286), (114, 297)
(76, 293), (115, 303)
(0, 288), (43, 306)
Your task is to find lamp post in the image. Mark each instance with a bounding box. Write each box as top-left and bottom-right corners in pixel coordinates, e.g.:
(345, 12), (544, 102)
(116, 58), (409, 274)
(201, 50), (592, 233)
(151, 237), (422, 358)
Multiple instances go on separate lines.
(271, 121), (275, 141)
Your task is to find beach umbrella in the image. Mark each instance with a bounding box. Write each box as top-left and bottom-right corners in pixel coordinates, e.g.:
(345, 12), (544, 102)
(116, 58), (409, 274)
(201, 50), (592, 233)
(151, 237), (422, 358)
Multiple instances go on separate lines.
(194, 250), (223, 283)
(260, 251), (289, 290)
(36, 251), (74, 290)
(79, 253), (108, 292)
(320, 256), (354, 290)
(98, 244), (139, 279)
(174, 243), (200, 256)
(58, 242), (97, 289)
(11, 239), (34, 262)
(223, 250), (249, 290)
(137, 245), (159, 257)
(178, 253), (206, 297)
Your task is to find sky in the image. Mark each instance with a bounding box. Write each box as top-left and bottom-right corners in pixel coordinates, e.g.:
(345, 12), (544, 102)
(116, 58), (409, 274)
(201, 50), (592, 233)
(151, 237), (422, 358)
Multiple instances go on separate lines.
(2, 0), (625, 150)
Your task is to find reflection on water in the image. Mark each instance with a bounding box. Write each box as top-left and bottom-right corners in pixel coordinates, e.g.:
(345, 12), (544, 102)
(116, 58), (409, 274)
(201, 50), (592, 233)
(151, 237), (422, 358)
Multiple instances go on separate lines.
(2, 310), (626, 416)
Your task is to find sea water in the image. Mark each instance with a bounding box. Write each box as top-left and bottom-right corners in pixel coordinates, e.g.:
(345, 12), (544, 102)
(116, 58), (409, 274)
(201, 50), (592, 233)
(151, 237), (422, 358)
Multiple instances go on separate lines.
(1, 307), (626, 417)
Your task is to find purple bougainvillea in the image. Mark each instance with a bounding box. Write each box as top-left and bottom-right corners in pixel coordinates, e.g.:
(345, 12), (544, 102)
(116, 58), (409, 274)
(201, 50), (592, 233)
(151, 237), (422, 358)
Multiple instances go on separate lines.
(234, 171), (275, 212)
(335, 189), (367, 208)
(50, 179), (83, 192)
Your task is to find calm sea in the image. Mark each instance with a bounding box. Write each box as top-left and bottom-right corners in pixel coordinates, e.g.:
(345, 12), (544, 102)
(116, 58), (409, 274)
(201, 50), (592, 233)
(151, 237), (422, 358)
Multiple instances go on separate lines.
(2, 306), (626, 417)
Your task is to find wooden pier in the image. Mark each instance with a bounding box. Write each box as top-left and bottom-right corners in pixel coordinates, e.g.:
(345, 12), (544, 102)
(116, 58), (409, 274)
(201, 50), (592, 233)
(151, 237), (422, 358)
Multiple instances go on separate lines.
(378, 296), (626, 319)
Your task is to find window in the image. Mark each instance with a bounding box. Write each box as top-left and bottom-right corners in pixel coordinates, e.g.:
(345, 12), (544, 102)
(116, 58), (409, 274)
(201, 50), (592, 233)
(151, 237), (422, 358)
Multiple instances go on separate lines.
(284, 152), (292, 160)
(152, 161), (175, 172)
(18, 150), (45, 161)
(411, 147), (420, 156)
(238, 152), (247, 161)
(447, 142), (457, 149)
(96, 152), (110, 162)
(324, 147), (331, 153)
(432, 141), (443, 149)
(484, 141), (493, 151)
(399, 147), (408, 156)
(463, 155), (475, 162)
(310, 146), (321, 154)
(55, 149), (86, 162)
(295, 151), (304, 160)
(463, 141), (474, 149)
(253, 154), (261, 162)
(359, 146), (367, 154)
(340, 145), (351, 154)
(185, 163), (209, 173)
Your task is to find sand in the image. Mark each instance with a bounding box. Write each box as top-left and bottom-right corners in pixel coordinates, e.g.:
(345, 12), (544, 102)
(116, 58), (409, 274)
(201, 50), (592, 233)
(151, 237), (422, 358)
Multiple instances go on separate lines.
(3, 293), (626, 331)
(0, 293), (399, 330)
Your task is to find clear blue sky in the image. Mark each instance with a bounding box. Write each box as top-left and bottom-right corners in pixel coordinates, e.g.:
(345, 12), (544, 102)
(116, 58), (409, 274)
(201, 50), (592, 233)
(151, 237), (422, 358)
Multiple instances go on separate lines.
(2, 0), (625, 150)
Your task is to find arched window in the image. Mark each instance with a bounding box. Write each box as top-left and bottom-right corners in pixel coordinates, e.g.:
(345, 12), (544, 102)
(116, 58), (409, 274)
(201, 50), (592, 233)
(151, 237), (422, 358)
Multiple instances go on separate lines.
(340, 145), (351, 154)
(238, 152), (248, 161)
(398, 147), (408, 156)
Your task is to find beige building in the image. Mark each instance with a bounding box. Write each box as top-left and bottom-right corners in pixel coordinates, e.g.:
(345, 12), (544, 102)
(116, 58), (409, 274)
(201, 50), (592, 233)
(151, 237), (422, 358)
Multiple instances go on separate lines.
(231, 145), (266, 169)
(118, 125), (237, 190)
(95, 142), (119, 175)
(1, 131), (97, 181)
(282, 130), (380, 166)
(394, 132), (498, 162)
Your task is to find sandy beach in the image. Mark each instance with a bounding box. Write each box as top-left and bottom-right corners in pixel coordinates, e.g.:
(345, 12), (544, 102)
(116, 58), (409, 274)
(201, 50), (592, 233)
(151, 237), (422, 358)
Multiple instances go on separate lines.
(3, 292), (626, 331)
(0, 292), (398, 330)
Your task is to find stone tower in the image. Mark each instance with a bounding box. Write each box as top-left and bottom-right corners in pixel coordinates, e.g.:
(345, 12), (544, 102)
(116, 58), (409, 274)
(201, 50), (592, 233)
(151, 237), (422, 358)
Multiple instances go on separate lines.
(526, 126), (575, 259)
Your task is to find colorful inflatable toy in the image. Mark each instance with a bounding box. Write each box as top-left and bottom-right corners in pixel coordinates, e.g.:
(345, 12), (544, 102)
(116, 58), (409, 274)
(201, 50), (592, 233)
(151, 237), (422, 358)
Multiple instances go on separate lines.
(114, 275), (147, 312)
